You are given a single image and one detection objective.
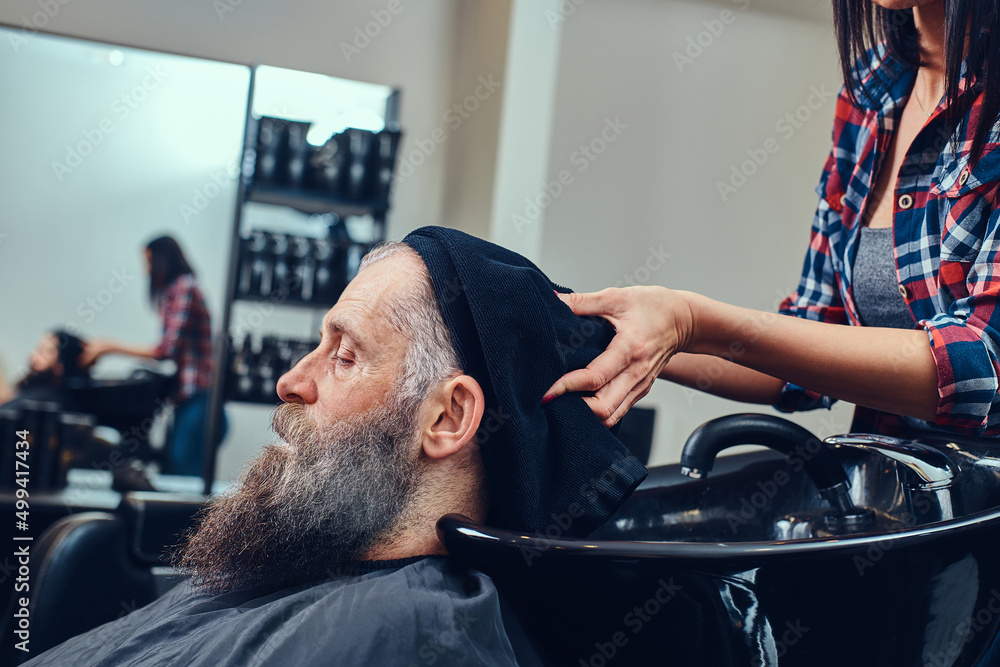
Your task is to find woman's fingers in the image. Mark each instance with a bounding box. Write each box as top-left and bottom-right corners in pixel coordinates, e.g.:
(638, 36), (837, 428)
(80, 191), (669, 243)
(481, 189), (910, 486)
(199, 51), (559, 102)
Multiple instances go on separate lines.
(543, 337), (633, 400)
(583, 355), (656, 426)
(556, 289), (624, 320)
(604, 374), (657, 428)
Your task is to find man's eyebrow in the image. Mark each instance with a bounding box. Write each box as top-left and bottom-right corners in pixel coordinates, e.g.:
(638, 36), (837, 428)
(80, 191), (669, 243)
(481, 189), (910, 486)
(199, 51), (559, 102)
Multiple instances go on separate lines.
(320, 317), (368, 352)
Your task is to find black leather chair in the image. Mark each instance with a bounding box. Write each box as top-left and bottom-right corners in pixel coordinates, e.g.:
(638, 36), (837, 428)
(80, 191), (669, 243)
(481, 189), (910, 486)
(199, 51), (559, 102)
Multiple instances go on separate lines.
(0, 493), (205, 665)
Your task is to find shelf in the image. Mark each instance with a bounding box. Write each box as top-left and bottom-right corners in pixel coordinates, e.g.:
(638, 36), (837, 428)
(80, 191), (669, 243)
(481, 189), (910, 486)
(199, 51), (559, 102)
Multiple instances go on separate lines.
(246, 183), (389, 217)
(231, 291), (339, 310)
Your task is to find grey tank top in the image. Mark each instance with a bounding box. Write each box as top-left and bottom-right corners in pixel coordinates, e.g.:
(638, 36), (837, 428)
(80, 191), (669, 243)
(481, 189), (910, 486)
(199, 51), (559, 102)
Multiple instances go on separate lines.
(852, 226), (915, 329)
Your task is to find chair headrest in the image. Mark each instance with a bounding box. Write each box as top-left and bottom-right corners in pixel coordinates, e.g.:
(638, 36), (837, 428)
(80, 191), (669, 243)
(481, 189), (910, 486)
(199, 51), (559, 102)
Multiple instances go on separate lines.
(116, 492), (207, 566)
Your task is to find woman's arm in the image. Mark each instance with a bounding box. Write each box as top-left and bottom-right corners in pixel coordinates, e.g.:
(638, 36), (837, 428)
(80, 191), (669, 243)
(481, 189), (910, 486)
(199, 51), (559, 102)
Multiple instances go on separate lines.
(686, 291), (938, 420)
(659, 353), (786, 405)
(543, 286), (938, 427)
(80, 338), (159, 367)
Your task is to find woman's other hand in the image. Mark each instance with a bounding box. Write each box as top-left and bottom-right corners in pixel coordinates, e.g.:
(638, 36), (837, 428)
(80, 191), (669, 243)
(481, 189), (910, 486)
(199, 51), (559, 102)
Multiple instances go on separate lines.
(543, 286), (695, 427)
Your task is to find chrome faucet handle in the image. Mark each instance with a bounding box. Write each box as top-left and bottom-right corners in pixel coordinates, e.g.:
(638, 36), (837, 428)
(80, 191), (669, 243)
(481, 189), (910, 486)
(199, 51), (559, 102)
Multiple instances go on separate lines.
(825, 433), (962, 524)
(824, 434), (957, 489)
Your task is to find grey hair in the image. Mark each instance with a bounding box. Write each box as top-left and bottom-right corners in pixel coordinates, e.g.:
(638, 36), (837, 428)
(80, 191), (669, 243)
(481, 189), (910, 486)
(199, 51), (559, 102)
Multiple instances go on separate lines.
(359, 241), (462, 403)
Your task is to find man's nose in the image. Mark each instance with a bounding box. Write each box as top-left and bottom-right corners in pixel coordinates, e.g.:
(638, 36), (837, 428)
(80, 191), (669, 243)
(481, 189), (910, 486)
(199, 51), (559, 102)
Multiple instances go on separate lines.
(276, 355), (318, 404)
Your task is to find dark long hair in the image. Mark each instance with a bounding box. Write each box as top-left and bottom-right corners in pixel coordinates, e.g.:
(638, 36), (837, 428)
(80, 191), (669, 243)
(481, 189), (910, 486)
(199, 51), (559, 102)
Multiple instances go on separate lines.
(16, 330), (87, 392)
(834, 1), (1000, 168)
(146, 235), (194, 305)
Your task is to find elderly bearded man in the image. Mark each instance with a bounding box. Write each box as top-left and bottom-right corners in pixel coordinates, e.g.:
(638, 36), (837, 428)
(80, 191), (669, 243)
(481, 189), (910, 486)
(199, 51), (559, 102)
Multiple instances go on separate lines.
(23, 227), (647, 667)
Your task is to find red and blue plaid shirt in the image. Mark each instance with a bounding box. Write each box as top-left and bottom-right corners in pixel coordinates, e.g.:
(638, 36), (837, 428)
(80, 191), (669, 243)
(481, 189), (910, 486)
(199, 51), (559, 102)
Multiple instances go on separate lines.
(155, 274), (214, 404)
(775, 46), (1000, 438)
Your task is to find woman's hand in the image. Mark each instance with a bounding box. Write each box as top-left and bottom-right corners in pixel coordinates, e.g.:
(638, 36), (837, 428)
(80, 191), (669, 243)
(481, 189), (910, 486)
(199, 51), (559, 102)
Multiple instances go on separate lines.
(544, 286), (696, 427)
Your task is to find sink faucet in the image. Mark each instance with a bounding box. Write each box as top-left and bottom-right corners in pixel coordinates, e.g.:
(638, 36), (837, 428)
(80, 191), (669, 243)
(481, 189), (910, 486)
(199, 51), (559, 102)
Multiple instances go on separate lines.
(680, 414), (858, 516)
(825, 434), (963, 523)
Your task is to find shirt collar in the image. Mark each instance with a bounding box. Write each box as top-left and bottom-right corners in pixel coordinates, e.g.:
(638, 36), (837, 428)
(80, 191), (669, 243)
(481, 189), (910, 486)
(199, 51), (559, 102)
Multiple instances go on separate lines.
(853, 43), (979, 117)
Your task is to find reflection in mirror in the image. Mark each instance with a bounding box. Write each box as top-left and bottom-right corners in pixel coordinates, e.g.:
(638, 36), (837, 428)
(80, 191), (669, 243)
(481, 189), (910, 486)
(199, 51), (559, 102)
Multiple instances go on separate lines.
(0, 27), (402, 498)
(0, 26), (249, 495)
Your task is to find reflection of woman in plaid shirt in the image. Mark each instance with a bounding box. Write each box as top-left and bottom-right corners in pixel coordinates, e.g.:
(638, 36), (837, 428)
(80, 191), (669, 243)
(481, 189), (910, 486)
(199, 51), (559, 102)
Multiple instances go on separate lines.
(82, 236), (225, 474)
(543, 3), (1000, 439)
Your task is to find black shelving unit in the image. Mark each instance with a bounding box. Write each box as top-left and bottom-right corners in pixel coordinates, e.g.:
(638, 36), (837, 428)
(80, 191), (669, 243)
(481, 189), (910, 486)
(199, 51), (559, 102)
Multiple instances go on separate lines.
(200, 66), (401, 493)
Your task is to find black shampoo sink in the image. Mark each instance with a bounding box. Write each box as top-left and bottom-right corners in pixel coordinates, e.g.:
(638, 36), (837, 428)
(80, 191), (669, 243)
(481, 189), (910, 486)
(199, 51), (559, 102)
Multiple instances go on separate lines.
(438, 415), (1000, 666)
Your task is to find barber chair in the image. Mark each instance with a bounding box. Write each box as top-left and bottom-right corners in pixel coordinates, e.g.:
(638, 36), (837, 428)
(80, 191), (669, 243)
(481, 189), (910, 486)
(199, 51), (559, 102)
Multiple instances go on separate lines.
(0, 492), (204, 665)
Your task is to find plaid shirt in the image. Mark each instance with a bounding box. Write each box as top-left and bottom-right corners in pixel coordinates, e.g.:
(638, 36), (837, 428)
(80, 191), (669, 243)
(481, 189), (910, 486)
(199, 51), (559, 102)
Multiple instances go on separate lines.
(775, 46), (1000, 438)
(155, 274), (214, 403)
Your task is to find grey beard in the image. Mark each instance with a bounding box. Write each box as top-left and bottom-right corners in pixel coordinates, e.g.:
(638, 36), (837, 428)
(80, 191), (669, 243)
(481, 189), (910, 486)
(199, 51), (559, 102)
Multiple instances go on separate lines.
(174, 393), (423, 594)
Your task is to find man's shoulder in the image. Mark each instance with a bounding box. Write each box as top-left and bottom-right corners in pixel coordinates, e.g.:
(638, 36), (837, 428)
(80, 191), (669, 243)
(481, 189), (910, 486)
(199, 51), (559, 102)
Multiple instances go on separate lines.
(301, 556), (501, 631)
(255, 557), (519, 665)
(23, 558), (521, 666)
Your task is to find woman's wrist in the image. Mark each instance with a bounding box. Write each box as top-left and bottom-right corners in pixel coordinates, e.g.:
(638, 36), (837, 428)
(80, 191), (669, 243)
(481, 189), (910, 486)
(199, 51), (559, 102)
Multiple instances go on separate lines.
(674, 290), (721, 357)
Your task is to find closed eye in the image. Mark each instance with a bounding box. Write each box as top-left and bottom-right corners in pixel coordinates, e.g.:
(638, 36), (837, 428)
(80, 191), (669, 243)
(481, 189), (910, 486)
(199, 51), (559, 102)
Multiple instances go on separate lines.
(332, 347), (355, 367)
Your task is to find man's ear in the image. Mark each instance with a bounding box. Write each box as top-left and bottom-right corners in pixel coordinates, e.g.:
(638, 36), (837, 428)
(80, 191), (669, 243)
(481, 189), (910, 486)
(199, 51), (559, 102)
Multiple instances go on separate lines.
(420, 374), (485, 460)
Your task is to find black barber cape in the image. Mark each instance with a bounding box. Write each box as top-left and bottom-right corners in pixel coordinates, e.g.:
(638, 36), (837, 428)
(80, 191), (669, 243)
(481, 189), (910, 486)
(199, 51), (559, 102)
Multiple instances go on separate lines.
(23, 557), (540, 666)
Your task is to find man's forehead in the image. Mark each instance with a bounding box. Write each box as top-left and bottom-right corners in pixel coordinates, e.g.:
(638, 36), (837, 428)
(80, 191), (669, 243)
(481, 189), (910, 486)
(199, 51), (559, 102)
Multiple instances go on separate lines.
(322, 252), (423, 338)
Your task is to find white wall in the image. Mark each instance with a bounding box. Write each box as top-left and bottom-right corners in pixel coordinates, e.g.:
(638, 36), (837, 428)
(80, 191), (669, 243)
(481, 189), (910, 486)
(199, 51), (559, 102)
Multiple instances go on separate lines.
(537, 0), (856, 465)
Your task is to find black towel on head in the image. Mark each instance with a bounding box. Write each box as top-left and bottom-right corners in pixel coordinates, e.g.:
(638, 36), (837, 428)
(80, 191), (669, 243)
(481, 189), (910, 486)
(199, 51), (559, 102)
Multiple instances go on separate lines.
(403, 226), (648, 538)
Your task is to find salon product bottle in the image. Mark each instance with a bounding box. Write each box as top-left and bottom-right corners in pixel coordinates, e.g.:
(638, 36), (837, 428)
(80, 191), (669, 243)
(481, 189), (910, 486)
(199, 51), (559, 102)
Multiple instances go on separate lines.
(269, 233), (290, 299)
(344, 128), (375, 200)
(285, 121), (311, 187)
(239, 232), (267, 297)
(243, 231), (269, 298)
(254, 117), (287, 185)
(370, 130), (401, 201)
(307, 133), (346, 194)
(290, 236), (315, 303)
(312, 238), (333, 305)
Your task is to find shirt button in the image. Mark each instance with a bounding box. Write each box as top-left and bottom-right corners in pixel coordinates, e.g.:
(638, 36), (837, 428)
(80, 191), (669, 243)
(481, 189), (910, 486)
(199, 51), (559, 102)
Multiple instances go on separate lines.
(898, 194), (914, 209)
(839, 194), (848, 207)
(898, 283), (910, 300)
(959, 169), (970, 186)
